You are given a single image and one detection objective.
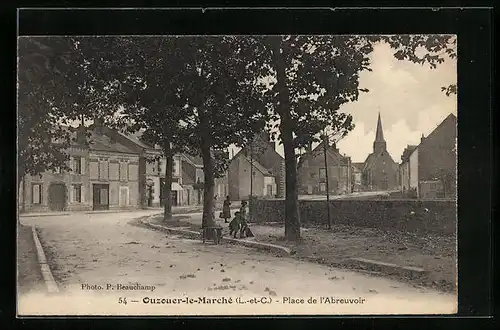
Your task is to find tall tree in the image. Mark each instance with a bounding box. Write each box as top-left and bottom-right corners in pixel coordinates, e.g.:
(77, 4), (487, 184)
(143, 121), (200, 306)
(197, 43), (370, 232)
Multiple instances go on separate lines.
(172, 36), (270, 232)
(111, 37), (191, 222)
(258, 36), (375, 240)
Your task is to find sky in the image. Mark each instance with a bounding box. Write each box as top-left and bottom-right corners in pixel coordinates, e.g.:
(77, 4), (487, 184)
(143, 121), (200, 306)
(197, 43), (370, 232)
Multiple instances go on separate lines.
(230, 40), (457, 163)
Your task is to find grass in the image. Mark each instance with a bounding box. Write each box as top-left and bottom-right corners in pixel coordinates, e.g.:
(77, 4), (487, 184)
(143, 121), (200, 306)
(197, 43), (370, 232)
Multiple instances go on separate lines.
(17, 225), (45, 294)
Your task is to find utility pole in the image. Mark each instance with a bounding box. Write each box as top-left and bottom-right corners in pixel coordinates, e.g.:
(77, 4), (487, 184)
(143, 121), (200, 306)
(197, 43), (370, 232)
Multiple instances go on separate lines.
(249, 142), (254, 223)
(322, 136), (331, 230)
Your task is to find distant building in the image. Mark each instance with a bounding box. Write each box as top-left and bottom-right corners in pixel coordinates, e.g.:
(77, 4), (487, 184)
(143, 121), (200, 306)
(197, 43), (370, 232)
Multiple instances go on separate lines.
(399, 113), (457, 199)
(297, 137), (351, 195)
(19, 122), (142, 213)
(361, 113), (399, 191)
(228, 132), (285, 200)
(351, 162), (364, 192)
(228, 153), (277, 200)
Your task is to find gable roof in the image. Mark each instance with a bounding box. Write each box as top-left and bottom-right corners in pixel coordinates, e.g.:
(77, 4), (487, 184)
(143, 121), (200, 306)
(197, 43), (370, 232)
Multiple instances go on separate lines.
(181, 153), (204, 167)
(65, 126), (139, 155)
(240, 155), (274, 176)
(351, 162), (364, 171)
(298, 141), (349, 167)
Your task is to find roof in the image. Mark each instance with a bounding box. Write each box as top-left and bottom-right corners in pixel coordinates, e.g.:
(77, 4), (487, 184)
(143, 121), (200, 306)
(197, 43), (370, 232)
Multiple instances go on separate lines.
(88, 130), (138, 154)
(298, 141), (349, 167)
(351, 162), (364, 171)
(241, 155), (274, 176)
(182, 153), (204, 167)
(401, 113), (456, 163)
(375, 112), (385, 142)
(64, 125), (139, 154)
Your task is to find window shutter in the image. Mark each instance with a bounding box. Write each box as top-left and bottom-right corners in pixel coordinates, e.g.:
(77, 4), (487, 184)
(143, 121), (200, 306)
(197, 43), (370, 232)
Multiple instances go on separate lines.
(81, 157), (86, 175)
(69, 185), (74, 202)
(81, 185), (85, 203)
(70, 157), (75, 172)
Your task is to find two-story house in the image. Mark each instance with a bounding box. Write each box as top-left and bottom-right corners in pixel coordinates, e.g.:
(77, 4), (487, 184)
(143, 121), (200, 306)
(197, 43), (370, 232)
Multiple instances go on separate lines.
(19, 122), (142, 213)
(399, 113), (457, 199)
(228, 132), (285, 200)
(297, 137), (352, 195)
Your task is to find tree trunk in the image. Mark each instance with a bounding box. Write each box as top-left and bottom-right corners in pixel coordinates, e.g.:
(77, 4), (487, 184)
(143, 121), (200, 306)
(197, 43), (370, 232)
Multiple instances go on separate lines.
(163, 140), (173, 222)
(271, 37), (301, 241)
(200, 135), (216, 238)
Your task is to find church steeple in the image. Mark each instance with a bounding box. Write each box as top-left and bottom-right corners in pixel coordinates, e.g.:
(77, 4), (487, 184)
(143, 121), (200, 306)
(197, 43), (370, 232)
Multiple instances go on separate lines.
(373, 112), (387, 153)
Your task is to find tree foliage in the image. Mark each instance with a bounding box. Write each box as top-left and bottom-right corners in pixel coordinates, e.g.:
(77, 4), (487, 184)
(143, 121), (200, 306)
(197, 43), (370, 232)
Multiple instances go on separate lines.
(17, 37), (125, 183)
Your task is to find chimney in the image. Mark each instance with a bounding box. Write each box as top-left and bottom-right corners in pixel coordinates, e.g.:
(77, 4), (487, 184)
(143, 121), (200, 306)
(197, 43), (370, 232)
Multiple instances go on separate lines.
(94, 118), (104, 134)
(76, 123), (87, 144)
(322, 135), (329, 147)
(421, 134), (425, 143)
(307, 141), (312, 152)
(332, 142), (338, 153)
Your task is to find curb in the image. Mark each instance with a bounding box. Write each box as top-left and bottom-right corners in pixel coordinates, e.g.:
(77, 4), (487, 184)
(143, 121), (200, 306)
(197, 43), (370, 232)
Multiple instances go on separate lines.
(349, 257), (428, 279)
(140, 216), (291, 256)
(31, 226), (59, 293)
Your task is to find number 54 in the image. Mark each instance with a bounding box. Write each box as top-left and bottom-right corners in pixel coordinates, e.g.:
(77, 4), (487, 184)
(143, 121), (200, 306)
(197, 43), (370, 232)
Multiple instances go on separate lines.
(118, 297), (127, 305)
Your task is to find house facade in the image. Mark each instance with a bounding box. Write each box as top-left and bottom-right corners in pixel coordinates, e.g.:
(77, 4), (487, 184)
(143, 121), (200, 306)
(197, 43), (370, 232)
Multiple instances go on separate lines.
(399, 113), (457, 199)
(19, 124), (142, 213)
(361, 113), (399, 191)
(297, 139), (351, 195)
(229, 132), (285, 200)
(228, 153), (277, 200)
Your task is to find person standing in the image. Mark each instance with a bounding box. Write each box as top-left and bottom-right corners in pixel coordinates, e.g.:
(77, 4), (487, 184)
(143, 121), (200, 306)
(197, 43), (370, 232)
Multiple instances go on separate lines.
(222, 195), (232, 223)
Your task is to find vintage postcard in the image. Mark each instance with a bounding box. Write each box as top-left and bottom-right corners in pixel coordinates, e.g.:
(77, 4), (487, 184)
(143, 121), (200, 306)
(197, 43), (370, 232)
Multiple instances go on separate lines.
(17, 34), (457, 316)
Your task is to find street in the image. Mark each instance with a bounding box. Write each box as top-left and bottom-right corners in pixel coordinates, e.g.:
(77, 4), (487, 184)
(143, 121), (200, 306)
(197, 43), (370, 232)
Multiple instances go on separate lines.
(18, 211), (457, 315)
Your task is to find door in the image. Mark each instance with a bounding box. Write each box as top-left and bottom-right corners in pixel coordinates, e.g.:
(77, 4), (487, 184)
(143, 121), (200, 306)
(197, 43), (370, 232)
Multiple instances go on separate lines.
(171, 191), (178, 206)
(92, 184), (109, 210)
(48, 183), (66, 211)
(266, 184), (273, 197)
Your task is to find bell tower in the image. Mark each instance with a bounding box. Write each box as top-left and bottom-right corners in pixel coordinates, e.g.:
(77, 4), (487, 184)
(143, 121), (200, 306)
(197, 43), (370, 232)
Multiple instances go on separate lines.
(373, 112), (387, 153)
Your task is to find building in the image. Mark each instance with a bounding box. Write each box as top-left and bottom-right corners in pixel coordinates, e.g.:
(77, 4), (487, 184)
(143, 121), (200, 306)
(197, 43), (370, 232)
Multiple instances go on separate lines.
(297, 137), (352, 195)
(228, 132), (285, 200)
(361, 113), (399, 191)
(399, 113), (457, 199)
(228, 153), (277, 200)
(351, 162), (364, 192)
(19, 123), (142, 213)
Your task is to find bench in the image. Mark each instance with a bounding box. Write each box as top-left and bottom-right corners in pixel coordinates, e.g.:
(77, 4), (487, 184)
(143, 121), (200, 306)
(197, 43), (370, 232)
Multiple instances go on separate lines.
(202, 226), (223, 245)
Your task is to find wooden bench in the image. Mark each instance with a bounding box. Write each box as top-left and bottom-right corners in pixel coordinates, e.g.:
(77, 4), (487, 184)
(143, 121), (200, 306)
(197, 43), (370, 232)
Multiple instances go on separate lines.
(202, 226), (223, 245)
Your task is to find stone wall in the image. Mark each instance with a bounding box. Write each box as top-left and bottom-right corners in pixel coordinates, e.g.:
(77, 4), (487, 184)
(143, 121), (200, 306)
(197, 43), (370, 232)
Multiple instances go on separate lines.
(250, 199), (457, 236)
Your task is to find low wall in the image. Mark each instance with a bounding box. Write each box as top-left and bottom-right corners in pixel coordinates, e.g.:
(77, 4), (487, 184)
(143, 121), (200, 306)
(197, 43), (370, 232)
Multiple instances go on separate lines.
(250, 199), (457, 236)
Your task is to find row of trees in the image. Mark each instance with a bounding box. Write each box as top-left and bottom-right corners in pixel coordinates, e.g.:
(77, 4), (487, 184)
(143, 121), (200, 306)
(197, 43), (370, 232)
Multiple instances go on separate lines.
(18, 35), (456, 241)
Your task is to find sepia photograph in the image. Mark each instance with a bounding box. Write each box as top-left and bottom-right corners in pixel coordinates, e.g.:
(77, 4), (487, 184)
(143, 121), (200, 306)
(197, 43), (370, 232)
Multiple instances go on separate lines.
(17, 34), (457, 316)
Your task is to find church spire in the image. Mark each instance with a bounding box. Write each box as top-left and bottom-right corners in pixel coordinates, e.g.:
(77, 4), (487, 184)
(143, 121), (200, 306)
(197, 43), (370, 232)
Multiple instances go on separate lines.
(373, 112), (387, 153)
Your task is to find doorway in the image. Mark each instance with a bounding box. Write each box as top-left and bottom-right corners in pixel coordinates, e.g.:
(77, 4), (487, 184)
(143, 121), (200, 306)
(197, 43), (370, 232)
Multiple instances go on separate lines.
(92, 184), (109, 210)
(48, 183), (66, 211)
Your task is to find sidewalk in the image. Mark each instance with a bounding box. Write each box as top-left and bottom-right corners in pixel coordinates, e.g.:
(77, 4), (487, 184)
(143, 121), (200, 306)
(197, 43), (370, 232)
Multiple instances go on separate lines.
(18, 205), (229, 218)
(17, 225), (45, 294)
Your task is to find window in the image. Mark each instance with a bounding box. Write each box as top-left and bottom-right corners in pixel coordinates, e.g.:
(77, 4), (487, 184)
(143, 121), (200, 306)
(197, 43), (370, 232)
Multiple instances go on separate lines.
(73, 157), (83, 174)
(53, 166), (61, 174)
(319, 168), (326, 179)
(157, 160), (161, 174)
(319, 182), (327, 192)
(32, 184), (42, 204)
(72, 184), (82, 202)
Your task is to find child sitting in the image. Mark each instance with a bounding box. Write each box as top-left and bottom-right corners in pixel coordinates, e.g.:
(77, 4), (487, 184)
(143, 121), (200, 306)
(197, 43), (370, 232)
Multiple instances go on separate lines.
(228, 211), (242, 238)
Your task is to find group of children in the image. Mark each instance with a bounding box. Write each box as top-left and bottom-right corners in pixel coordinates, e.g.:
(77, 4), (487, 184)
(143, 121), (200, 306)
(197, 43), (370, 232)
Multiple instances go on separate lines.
(228, 200), (253, 239)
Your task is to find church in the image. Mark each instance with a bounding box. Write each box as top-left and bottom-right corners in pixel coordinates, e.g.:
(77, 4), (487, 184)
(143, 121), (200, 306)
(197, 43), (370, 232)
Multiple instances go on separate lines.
(361, 113), (399, 191)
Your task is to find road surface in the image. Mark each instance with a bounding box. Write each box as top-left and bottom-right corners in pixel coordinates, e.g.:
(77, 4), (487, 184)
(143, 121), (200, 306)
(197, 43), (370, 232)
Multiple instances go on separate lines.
(18, 210), (457, 316)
